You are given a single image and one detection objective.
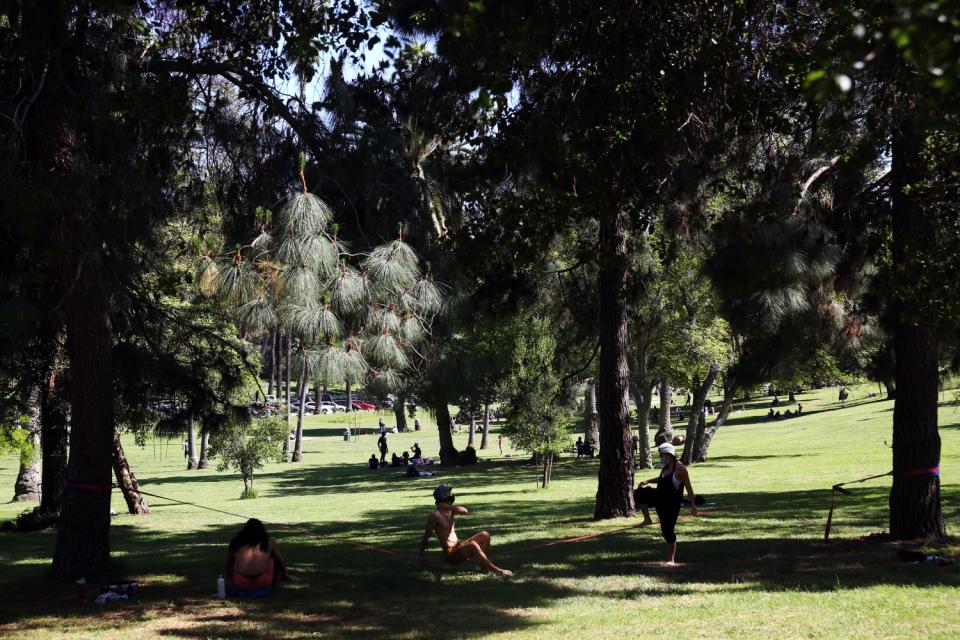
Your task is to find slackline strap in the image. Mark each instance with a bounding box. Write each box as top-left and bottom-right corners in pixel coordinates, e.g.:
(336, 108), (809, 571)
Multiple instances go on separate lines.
(64, 480), (114, 493)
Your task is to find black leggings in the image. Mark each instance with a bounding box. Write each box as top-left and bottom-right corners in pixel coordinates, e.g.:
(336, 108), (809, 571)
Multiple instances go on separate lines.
(634, 487), (680, 544)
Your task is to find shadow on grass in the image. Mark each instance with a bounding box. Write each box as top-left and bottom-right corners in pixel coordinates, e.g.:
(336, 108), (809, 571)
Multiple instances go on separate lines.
(1, 462), (957, 638)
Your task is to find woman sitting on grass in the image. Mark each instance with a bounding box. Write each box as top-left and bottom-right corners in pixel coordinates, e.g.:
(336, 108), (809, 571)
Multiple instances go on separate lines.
(225, 518), (289, 592)
(634, 443), (697, 565)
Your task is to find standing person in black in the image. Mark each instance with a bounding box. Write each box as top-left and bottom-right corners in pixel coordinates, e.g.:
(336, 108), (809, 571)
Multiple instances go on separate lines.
(377, 433), (388, 465)
(634, 442), (697, 564)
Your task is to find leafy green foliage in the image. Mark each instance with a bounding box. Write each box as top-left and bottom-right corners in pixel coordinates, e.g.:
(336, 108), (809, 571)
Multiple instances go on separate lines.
(0, 416), (36, 467)
(501, 316), (575, 456)
(208, 416), (288, 498)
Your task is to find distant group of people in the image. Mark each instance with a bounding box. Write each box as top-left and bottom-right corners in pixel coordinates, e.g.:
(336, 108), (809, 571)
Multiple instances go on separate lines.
(368, 438), (425, 470)
(766, 403), (803, 421)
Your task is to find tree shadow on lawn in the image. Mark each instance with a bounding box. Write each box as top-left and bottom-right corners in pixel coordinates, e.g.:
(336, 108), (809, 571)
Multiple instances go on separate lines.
(0, 470), (960, 638)
(1, 485), (957, 638)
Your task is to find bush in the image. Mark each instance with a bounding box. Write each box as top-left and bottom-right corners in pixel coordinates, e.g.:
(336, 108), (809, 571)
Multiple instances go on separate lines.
(209, 416), (287, 499)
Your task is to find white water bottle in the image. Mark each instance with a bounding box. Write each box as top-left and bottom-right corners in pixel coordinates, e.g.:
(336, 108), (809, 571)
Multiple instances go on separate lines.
(216, 575), (226, 599)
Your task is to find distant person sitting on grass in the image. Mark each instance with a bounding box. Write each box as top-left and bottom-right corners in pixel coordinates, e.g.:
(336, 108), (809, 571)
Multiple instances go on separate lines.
(634, 443), (697, 565)
(411, 442), (423, 460)
(368, 454), (378, 470)
(225, 518), (289, 593)
(419, 484), (512, 576)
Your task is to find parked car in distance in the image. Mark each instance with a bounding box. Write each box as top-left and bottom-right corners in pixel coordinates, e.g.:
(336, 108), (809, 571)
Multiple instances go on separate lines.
(352, 400), (376, 411)
(318, 401), (346, 414)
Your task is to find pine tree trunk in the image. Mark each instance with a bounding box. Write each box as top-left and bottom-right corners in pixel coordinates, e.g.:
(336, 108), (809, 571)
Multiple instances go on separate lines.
(657, 380), (673, 444)
(260, 331), (274, 396)
(198, 430), (210, 469)
(272, 330), (280, 397)
(480, 404), (490, 449)
(434, 401), (459, 465)
(186, 417), (198, 470)
(631, 379), (654, 469)
(293, 366), (308, 462)
(313, 380), (323, 414)
(284, 334), (292, 407)
(467, 415), (476, 447)
(682, 363), (719, 464)
(594, 208), (635, 519)
(888, 109), (945, 539)
(394, 396), (408, 432)
(52, 255), (115, 579)
(40, 352), (69, 515)
(14, 388), (42, 502)
(112, 429), (149, 515)
(695, 379), (734, 462)
(584, 378), (600, 452)
(282, 334), (292, 462)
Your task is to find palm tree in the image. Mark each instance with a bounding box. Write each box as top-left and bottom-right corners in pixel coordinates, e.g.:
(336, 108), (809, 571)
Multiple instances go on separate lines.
(203, 160), (445, 461)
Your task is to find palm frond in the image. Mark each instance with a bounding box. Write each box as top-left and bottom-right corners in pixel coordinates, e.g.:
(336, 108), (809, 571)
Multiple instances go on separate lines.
(237, 298), (278, 333)
(309, 342), (369, 385)
(331, 266), (369, 314)
(409, 277), (444, 316)
(284, 301), (344, 342)
(363, 332), (408, 369)
(400, 314), (426, 343)
(370, 366), (403, 391)
(279, 191), (332, 236)
(364, 304), (403, 335)
(363, 239), (421, 291)
(279, 264), (319, 302)
(213, 259), (262, 307)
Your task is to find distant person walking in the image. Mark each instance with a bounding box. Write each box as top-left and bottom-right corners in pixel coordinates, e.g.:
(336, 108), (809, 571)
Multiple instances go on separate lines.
(377, 433), (388, 465)
(498, 433), (504, 455)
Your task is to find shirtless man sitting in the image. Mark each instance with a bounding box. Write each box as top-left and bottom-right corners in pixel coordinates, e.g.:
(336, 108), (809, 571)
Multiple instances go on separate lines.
(418, 484), (512, 576)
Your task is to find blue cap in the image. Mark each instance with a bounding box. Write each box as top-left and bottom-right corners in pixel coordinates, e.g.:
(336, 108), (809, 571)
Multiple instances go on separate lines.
(433, 484), (453, 502)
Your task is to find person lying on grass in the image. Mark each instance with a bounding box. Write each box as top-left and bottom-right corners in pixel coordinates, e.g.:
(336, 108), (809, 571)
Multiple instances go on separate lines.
(634, 443), (697, 565)
(418, 484), (513, 576)
(225, 518), (290, 592)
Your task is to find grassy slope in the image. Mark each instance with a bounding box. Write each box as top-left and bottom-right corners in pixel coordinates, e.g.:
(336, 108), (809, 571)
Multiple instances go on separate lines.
(0, 384), (957, 639)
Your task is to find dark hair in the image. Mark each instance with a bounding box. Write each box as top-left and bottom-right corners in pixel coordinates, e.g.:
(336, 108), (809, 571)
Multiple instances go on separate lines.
(230, 518), (270, 552)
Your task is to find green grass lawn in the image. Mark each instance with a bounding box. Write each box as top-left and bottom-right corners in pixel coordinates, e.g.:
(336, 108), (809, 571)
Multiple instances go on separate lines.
(0, 385), (958, 639)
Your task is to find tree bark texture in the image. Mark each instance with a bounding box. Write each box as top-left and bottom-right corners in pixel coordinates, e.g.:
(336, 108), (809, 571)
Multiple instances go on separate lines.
(467, 415), (476, 447)
(186, 417), (198, 470)
(112, 429), (149, 515)
(293, 366), (308, 462)
(594, 209), (635, 519)
(584, 378), (600, 452)
(479, 404), (490, 449)
(434, 401), (459, 465)
(14, 388), (42, 502)
(40, 356), (69, 514)
(656, 380), (673, 444)
(52, 257), (115, 579)
(682, 363), (719, 464)
(345, 379), (352, 412)
(198, 430), (210, 469)
(694, 377), (734, 462)
(313, 380), (323, 414)
(631, 379), (653, 469)
(888, 110), (945, 539)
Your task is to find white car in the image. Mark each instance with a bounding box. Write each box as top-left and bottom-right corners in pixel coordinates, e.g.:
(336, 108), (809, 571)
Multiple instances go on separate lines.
(318, 401), (346, 414)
